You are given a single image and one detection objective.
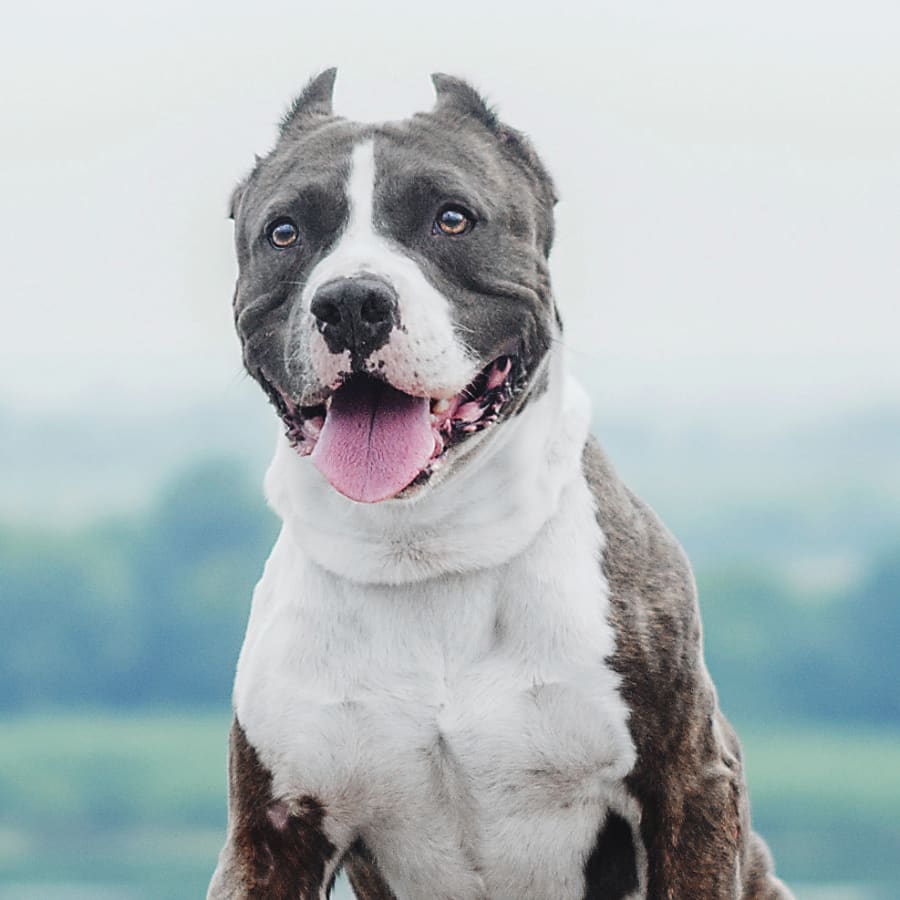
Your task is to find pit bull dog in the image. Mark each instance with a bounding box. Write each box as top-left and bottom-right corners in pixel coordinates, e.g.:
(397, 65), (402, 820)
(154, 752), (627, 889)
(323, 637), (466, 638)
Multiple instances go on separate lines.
(208, 69), (793, 900)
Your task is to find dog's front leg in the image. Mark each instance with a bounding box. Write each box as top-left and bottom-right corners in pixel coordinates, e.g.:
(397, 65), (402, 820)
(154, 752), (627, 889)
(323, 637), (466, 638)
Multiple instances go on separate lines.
(636, 757), (792, 899)
(208, 718), (342, 900)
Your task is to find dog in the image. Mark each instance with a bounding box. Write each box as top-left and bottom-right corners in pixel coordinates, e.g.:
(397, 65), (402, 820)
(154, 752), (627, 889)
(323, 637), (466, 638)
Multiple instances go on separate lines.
(208, 70), (793, 900)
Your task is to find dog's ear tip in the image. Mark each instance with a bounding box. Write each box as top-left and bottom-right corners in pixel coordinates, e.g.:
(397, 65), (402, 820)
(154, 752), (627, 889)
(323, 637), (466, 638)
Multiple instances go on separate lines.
(280, 68), (338, 135)
(299, 67), (338, 107)
(317, 67), (339, 88)
(430, 73), (497, 129)
(430, 72), (476, 100)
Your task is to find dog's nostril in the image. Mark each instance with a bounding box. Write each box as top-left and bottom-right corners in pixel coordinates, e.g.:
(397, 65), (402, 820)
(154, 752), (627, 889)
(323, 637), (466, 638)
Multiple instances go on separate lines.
(311, 296), (342, 327)
(361, 292), (392, 325)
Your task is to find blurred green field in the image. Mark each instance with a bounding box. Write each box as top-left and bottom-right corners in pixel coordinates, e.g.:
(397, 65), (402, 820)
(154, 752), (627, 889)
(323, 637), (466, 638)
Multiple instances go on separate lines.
(0, 712), (229, 900)
(0, 711), (898, 898)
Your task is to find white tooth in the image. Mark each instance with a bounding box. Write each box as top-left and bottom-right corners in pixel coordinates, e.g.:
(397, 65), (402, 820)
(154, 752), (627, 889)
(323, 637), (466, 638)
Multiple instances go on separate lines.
(432, 398), (450, 413)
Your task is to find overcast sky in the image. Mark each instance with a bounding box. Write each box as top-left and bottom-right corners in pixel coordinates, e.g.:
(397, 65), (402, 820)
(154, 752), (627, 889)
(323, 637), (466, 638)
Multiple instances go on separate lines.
(1, 1), (897, 422)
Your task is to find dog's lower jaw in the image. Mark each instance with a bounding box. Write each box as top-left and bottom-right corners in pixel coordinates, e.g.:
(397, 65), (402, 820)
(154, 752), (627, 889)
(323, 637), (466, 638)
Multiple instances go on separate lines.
(263, 349), (586, 586)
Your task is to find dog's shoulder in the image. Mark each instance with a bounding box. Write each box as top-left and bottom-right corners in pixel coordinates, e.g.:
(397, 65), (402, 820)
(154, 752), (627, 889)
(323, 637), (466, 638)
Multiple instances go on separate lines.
(582, 434), (699, 632)
(582, 434), (709, 743)
(583, 437), (769, 895)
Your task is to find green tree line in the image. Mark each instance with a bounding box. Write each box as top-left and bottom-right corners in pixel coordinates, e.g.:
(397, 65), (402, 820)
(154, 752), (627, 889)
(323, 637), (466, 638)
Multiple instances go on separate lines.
(1, 459), (897, 724)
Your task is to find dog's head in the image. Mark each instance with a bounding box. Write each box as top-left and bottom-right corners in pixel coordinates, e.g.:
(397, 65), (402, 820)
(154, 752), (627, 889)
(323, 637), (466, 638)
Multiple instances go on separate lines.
(231, 70), (559, 503)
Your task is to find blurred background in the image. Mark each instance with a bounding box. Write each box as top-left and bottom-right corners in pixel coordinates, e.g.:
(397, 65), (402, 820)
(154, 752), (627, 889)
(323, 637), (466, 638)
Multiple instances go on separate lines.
(1, 2), (898, 898)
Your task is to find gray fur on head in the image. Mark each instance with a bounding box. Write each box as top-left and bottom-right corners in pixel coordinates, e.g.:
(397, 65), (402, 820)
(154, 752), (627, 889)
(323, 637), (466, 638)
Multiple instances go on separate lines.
(229, 71), (562, 414)
(229, 70), (338, 220)
(431, 73), (558, 250)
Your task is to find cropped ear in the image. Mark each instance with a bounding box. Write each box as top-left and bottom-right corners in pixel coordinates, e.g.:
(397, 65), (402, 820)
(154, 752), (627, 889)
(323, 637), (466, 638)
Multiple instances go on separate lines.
(280, 68), (338, 135)
(430, 73), (499, 130)
(431, 73), (558, 211)
(432, 73), (558, 255)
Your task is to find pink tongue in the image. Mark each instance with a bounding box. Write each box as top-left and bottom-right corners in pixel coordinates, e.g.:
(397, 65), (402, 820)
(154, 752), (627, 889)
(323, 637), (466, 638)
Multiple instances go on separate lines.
(311, 378), (434, 503)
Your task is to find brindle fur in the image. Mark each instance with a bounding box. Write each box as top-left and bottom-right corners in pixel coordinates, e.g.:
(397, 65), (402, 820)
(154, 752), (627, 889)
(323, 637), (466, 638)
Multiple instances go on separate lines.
(208, 722), (337, 899)
(584, 437), (791, 900)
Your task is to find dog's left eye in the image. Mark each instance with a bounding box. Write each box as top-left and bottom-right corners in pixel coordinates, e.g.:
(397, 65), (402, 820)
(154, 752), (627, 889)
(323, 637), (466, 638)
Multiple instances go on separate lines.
(267, 218), (300, 249)
(434, 206), (475, 236)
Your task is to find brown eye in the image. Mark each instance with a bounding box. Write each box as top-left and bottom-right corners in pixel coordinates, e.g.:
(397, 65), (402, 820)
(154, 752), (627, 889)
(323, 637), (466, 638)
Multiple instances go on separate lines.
(434, 206), (474, 236)
(268, 218), (299, 248)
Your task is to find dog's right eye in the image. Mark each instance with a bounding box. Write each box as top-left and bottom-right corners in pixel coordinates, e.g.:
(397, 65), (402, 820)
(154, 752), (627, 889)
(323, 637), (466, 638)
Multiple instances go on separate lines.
(267, 218), (300, 249)
(434, 205), (475, 237)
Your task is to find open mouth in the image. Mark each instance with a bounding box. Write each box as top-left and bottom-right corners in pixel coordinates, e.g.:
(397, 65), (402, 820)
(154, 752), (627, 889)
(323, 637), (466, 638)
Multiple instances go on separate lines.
(264, 355), (517, 503)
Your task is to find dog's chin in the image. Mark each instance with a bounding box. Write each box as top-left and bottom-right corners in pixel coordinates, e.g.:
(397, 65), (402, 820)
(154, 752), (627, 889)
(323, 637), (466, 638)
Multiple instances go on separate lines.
(260, 355), (519, 504)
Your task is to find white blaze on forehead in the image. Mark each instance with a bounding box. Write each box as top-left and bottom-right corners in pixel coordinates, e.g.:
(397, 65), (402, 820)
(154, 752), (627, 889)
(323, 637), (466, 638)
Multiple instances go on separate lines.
(301, 140), (476, 398)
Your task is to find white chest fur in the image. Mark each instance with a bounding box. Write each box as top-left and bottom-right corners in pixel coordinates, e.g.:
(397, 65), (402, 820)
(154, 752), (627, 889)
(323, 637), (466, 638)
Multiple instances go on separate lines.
(233, 370), (640, 900)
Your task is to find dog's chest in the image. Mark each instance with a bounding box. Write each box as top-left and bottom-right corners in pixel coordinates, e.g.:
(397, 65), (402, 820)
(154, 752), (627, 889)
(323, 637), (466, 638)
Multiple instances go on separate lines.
(234, 479), (638, 900)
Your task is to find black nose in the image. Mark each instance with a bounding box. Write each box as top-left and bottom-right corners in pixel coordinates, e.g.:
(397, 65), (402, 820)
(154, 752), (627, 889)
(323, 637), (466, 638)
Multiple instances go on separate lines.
(309, 275), (400, 358)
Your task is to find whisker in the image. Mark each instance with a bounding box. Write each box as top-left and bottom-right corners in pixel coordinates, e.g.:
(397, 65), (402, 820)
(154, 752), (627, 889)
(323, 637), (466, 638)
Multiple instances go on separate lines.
(452, 321), (478, 338)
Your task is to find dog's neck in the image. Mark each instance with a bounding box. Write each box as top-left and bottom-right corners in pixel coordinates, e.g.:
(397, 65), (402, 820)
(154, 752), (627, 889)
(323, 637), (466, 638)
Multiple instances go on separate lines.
(263, 352), (592, 585)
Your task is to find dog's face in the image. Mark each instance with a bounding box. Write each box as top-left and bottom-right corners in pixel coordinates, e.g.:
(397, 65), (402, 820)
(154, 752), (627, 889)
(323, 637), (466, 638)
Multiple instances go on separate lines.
(231, 71), (558, 503)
